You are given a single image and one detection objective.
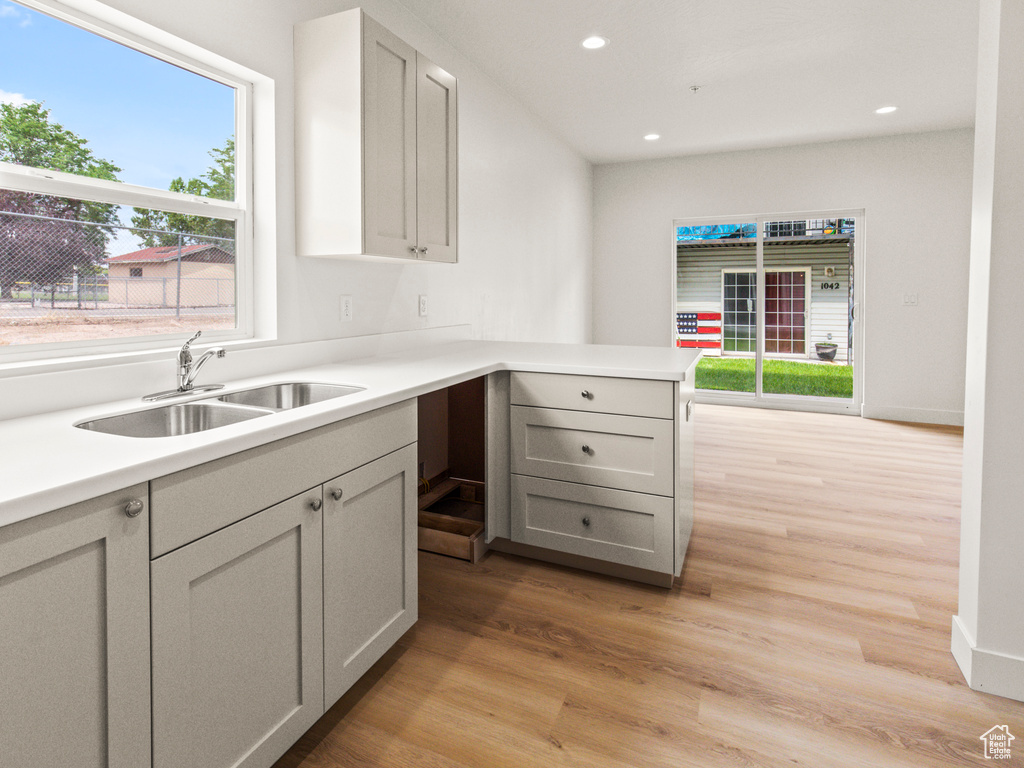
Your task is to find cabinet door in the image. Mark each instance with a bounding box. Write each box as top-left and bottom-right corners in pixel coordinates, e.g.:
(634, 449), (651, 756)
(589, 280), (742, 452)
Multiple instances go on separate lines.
(362, 13), (418, 260)
(416, 53), (458, 263)
(324, 443), (418, 707)
(152, 489), (324, 768)
(0, 484), (150, 768)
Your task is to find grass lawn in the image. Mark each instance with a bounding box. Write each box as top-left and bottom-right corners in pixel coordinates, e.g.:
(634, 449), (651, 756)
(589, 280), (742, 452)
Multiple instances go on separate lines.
(695, 357), (853, 399)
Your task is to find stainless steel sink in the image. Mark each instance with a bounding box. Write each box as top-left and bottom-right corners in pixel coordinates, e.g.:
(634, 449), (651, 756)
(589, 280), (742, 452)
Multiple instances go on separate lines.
(75, 401), (272, 438)
(75, 381), (364, 438)
(217, 382), (365, 410)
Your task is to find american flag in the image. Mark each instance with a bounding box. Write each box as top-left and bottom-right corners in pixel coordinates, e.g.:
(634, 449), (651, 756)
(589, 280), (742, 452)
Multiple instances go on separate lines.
(676, 312), (721, 348)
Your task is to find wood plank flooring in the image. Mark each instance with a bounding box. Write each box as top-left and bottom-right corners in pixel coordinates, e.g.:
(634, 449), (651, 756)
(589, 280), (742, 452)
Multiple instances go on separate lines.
(275, 404), (1024, 768)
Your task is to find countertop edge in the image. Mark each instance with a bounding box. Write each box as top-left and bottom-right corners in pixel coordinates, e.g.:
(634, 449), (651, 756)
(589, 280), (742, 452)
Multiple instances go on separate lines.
(0, 341), (700, 529)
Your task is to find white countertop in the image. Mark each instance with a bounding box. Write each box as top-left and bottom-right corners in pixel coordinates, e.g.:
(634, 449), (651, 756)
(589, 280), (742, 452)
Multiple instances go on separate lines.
(0, 340), (700, 528)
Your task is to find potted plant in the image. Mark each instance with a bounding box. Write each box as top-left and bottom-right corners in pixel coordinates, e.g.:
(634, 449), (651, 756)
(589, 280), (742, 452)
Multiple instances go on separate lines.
(815, 342), (838, 361)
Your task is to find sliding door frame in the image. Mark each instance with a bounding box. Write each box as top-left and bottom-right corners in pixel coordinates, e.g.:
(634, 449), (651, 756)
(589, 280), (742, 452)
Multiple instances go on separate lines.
(673, 209), (865, 416)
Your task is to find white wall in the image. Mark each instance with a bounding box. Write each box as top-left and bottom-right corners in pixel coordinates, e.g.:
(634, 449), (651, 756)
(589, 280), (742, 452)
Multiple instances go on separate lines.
(1, 0), (593, 418)
(592, 129), (974, 424)
(953, 0), (1024, 703)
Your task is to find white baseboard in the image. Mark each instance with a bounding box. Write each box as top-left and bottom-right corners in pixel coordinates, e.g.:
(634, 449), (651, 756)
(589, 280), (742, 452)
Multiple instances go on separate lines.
(952, 615), (1024, 702)
(862, 404), (964, 426)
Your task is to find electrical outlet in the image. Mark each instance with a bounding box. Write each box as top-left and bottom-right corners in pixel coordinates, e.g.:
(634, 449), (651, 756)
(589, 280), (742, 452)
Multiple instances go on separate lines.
(418, 294), (428, 317)
(902, 293), (919, 306)
(340, 295), (353, 322)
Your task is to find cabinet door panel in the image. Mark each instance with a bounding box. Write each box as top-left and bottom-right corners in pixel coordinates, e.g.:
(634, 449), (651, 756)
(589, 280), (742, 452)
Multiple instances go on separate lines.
(324, 443), (417, 707)
(0, 484), (150, 768)
(152, 490), (324, 768)
(363, 14), (417, 258)
(416, 53), (457, 262)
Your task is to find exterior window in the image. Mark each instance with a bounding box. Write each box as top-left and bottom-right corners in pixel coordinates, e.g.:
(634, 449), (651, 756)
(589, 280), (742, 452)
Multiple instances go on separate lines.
(0, 0), (250, 357)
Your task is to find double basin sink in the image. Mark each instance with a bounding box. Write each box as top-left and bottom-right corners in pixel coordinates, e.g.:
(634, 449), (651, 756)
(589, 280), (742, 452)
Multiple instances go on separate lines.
(75, 382), (365, 438)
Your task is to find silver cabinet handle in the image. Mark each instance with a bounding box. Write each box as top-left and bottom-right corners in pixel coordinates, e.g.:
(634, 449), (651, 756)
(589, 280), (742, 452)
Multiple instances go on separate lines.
(124, 498), (144, 518)
(581, 390), (592, 399)
(582, 445), (591, 454)
(419, 246), (429, 255)
(581, 516), (591, 527)
(310, 497), (323, 512)
(330, 488), (343, 501)
(408, 245), (419, 253)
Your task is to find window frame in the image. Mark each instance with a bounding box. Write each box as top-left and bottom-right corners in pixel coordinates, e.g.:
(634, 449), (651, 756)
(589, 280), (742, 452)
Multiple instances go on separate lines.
(0, 0), (257, 364)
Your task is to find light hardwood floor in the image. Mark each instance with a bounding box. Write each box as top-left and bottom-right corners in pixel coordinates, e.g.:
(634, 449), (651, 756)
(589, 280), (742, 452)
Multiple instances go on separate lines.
(275, 404), (1024, 768)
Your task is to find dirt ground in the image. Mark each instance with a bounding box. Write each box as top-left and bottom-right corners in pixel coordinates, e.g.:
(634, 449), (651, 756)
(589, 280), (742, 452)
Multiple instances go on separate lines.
(0, 314), (234, 346)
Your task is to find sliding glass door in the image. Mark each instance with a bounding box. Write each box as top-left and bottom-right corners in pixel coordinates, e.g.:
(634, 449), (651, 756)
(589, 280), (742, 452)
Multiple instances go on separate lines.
(675, 213), (862, 413)
(675, 221), (756, 396)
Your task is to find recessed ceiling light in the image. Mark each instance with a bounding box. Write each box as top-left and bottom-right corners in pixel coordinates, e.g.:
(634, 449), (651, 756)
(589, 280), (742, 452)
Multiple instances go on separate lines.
(581, 36), (609, 49)
(875, 106), (898, 114)
(644, 134), (661, 141)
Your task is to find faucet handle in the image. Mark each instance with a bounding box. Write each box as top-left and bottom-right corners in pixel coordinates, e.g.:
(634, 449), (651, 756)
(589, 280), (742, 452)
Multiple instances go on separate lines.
(179, 331), (202, 363)
(182, 330), (202, 352)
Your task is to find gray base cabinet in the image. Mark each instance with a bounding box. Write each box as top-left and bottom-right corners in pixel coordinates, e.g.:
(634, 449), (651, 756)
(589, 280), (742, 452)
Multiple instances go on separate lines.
(147, 399), (417, 768)
(508, 371), (694, 583)
(324, 443), (418, 707)
(151, 489), (325, 768)
(0, 484), (150, 768)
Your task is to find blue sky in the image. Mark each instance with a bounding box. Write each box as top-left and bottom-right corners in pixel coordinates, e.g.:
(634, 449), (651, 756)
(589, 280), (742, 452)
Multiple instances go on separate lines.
(0, 0), (234, 194)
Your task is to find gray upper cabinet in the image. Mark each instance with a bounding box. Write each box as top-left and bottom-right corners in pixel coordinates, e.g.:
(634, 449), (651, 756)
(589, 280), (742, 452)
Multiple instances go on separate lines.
(0, 484), (150, 768)
(295, 9), (457, 262)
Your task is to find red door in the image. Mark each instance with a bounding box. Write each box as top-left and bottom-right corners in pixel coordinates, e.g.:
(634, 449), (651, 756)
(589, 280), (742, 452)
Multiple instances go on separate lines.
(765, 271), (806, 355)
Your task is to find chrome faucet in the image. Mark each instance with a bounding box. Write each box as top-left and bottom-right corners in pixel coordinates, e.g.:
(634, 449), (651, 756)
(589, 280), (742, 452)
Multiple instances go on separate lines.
(143, 330), (227, 401)
(177, 330), (226, 392)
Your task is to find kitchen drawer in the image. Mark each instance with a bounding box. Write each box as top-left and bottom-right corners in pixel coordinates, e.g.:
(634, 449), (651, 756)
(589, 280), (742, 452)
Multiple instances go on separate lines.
(150, 399), (416, 557)
(510, 406), (674, 496)
(511, 475), (674, 573)
(510, 371), (673, 419)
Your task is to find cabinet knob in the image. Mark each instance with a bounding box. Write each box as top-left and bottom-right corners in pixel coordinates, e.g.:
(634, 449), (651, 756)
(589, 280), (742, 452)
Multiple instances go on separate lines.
(331, 488), (343, 501)
(408, 246), (419, 254)
(124, 498), (144, 518)
(419, 246), (429, 255)
(582, 516), (591, 527)
(310, 498), (323, 512)
(581, 390), (592, 399)
(581, 444), (591, 455)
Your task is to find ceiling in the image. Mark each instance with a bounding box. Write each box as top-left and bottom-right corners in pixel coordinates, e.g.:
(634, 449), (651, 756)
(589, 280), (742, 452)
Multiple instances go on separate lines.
(396, 0), (980, 164)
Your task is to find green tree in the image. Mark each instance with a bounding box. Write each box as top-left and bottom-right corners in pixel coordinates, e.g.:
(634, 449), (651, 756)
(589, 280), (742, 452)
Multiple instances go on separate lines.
(0, 102), (122, 296)
(131, 137), (235, 247)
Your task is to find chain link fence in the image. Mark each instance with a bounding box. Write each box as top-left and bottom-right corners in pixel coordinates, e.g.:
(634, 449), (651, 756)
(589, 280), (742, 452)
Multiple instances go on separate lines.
(1, 210), (236, 346)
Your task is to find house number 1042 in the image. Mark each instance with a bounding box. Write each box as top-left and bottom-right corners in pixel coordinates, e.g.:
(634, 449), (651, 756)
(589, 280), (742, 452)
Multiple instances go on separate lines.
(820, 281), (840, 290)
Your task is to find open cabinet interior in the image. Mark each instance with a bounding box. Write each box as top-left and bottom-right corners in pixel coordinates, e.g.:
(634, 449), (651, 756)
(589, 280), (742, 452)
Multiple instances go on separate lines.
(417, 377), (487, 562)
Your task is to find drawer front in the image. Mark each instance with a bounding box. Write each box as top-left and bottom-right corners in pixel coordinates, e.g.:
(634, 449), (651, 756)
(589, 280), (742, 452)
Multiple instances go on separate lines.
(511, 475), (674, 573)
(150, 399), (416, 557)
(511, 406), (674, 496)
(510, 372), (674, 419)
